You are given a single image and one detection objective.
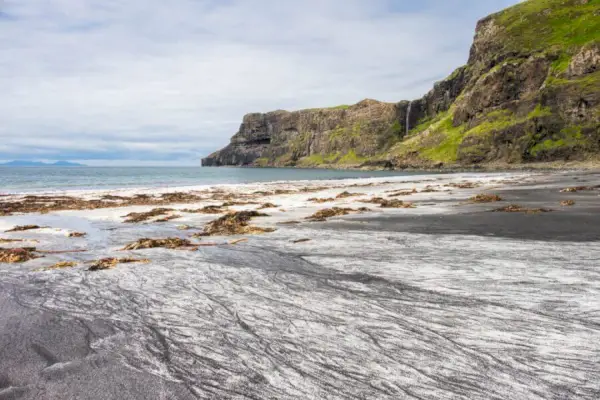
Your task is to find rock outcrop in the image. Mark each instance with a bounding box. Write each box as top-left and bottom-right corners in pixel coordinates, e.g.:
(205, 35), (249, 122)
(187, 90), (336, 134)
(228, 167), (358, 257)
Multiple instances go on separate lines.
(203, 0), (600, 168)
(202, 100), (405, 167)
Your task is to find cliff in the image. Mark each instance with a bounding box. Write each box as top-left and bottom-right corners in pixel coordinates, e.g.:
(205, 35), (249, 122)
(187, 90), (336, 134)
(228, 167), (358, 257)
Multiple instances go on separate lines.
(203, 0), (600, 168)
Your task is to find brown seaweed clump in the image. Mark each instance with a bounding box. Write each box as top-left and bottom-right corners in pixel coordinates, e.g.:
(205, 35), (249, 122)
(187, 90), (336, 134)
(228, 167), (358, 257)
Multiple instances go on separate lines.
(181, 205), (226, 214)
(159, 192), (203, 202)
(364, 197), (414, 208)
(68, 232), (87, 238)
(278, 220), (301, 225)
(560, 200), (576, 206)
(89, 257), (150, 271)
(221, 200), (259, 207)
(306, 207), (369, 222)
(335, 191), (361, 199)
(493, 205), (552, 214)
(200, 211), (274, 236)
(0, 238), (24, 243)
(121, 237), (194, 250)
(155, 215), (182, 223)
(5, 225), (43, 232)
(0, 191), (207, 217)
(446, 182), (479, 189)
(308, 197), (335, 203)
(257, 203), (279, 210)
(0, 248), (39, 263)
(420, 186), (441, 193)
(560, 186), (597, 193)
(292, 238), (311, 244)
(39, 261), (78, 271)
(470, 194), (503, 203)
(388, 189), (417, 197)
(123, 208), (173, 223)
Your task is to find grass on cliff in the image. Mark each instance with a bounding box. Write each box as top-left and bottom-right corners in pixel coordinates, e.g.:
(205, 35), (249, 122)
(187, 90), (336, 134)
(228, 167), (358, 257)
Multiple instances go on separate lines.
(295, 150), (368, 167)
(494, 0), (600, 53)
(391, 102), (565, 164)
(546, 70), (600, 95)
(420, 115), (465, 163)
(529, 125), (587, 157)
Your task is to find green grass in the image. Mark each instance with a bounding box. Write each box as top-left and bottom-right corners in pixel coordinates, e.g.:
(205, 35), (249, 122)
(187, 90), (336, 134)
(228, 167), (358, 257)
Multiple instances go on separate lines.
(421, 116), (465, 162)
(329, 104), (350, 110)
(296, 151), (365, 166)
(546, 70), (600, 94)
(409, 112), (446, 135)
(527, 104), (553, 119)
(495, 0), (600, 53)
(254, 157), (270, 167)
(296, 154), (325, 166)
(530, 125), (586, 156)
(550, 53), (572, 75)
(305, 104), (351, 112)
(390, 120), (403, 137)
(337, 150), (368, 165)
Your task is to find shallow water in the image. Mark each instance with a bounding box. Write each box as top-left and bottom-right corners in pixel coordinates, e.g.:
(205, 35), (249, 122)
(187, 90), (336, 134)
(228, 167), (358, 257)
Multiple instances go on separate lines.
(0, 166), (427, 193)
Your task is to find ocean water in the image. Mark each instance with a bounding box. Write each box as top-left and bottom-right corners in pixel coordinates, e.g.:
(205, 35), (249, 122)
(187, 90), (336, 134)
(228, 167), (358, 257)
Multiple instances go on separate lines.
(0, 166), (427, 193)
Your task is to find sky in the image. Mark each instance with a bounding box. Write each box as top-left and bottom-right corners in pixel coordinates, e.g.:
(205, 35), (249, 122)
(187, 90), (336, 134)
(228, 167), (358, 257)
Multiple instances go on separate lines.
(0, 0), (522, 166)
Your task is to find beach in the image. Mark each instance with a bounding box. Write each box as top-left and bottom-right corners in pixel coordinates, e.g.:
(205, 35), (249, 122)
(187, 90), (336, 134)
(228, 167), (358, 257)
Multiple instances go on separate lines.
(1, 171), (599, 399)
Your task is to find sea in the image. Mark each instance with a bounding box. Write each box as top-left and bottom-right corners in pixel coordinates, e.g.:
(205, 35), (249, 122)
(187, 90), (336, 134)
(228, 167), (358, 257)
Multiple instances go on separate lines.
(0, 166), (427, 193)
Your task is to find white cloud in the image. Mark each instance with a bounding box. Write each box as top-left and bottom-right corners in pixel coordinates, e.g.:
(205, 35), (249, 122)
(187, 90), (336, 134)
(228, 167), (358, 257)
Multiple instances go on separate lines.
(0, 0), (521, 164)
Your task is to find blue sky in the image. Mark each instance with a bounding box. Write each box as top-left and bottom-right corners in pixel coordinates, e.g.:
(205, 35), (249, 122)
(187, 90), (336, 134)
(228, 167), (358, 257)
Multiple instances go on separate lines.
(0, 0), (521, 166)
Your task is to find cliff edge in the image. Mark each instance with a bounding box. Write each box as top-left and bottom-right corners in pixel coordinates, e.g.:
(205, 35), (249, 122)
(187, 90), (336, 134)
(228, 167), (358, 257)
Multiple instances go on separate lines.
(203, 0), (600, 168)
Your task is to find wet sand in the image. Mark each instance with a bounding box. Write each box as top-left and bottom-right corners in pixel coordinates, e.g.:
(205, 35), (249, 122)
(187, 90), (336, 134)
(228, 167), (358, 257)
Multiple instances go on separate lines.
(0, 171), (599, 399)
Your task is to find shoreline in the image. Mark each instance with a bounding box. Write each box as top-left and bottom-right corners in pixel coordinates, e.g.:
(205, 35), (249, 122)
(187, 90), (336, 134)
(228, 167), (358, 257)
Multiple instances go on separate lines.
(210, 159), (600, 173)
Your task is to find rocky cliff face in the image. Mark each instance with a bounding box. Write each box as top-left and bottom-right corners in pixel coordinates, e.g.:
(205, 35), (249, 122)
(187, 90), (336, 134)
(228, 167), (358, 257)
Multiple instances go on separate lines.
(203, 0), (600, 168)
(202, 100), (405, 167)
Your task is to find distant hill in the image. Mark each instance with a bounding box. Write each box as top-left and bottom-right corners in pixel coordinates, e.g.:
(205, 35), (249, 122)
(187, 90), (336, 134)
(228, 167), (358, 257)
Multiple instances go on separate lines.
(0, 160), (86, 167)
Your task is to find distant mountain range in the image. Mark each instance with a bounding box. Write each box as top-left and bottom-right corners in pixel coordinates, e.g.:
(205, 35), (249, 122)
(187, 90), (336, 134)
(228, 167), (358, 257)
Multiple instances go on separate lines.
(0, 160), (86, 167)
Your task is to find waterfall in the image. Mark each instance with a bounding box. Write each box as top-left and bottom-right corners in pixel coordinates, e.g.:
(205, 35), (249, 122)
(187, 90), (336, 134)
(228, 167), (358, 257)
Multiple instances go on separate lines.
(405, 101), (412, 136)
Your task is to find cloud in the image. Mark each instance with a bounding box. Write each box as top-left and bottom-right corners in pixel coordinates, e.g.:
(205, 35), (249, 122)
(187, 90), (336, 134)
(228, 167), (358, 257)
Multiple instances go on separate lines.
(0, 0), (521, 165)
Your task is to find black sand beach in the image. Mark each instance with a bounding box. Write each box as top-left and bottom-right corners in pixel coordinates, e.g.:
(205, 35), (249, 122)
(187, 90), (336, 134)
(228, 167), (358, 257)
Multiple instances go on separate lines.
(0, 172), (599, 399)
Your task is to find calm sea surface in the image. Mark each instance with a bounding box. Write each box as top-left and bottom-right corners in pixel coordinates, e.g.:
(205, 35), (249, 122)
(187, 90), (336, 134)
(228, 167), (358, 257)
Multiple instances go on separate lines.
(0, 167), (429, 193)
